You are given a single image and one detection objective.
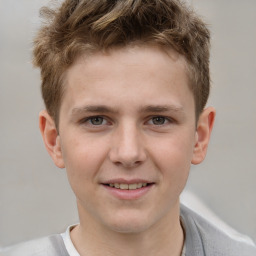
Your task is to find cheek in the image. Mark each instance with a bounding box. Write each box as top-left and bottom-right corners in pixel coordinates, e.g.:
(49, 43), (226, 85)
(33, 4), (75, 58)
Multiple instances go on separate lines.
(62, 134), (98, 167)
(150, 134), (194, 182)
(151, 132), (195, 163)
(61, 136), (109, 186)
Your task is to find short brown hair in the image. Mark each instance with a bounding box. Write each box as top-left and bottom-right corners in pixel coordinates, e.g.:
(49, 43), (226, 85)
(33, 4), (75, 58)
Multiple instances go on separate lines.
(33, 0), (210, 126)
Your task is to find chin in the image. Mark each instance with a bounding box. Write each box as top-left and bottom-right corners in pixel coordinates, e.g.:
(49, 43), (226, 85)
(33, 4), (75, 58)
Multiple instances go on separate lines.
(105, 211), (155, 234)
(110, 222), (150, 234)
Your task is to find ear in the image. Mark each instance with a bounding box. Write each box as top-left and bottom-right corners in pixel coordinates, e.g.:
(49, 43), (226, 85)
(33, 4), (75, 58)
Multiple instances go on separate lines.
(191, 107), (216, 165)
(39, 110), (65, 168)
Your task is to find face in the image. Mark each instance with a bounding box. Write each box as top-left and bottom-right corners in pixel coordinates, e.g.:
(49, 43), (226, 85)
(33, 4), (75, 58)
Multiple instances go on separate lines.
(41, 44), (214, 235)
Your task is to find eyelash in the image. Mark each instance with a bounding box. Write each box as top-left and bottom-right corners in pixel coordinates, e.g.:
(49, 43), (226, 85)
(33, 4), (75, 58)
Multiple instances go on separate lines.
(147, 116), (173, 126)
(80, 116), (109, 126)
(79, 115), (174, 127)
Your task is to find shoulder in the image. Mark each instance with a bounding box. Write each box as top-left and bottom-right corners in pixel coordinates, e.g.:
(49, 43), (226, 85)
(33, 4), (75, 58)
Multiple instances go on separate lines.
(0, 234), (69, 256)
(180, 204), (256, 256)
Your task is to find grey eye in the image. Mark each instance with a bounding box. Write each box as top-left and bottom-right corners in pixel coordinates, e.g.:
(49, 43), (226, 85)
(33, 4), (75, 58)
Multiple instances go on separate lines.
(89, 117), (104, 125)
(152, 116), (166, 125)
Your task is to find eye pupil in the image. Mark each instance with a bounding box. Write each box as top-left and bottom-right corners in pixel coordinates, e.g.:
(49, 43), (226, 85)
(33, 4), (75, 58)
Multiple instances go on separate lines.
(91, 117), (103, 125)
(152, 117), (165, 125)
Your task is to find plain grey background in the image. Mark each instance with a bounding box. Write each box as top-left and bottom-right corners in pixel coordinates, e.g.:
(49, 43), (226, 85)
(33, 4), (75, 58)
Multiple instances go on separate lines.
(1, 0), (256, 247)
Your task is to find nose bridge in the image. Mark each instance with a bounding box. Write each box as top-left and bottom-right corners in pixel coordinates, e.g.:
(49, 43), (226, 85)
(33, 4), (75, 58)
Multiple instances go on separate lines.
(109, 120), (146, 167)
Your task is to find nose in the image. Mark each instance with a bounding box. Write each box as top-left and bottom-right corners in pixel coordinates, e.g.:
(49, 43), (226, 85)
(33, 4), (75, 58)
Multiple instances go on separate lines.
(108, 122), (147, 168)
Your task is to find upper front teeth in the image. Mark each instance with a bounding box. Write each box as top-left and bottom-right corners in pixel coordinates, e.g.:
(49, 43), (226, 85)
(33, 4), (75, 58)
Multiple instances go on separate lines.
(109, 183), (147, 190)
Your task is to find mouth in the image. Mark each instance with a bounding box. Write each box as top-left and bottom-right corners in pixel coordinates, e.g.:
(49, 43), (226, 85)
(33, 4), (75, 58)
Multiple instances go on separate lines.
(101, 180), (155, 199)
(104, 183), (153, 190)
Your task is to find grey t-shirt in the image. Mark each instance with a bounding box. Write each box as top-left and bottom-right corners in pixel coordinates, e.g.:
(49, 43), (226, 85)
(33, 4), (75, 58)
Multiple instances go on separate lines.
(180, 205), (256, 255)
(1, 204), (256, 256)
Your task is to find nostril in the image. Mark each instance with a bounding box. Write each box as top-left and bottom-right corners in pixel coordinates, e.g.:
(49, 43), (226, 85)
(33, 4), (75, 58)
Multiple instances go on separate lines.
(108, 139), (147, 167)
(119, 160), (142, 168)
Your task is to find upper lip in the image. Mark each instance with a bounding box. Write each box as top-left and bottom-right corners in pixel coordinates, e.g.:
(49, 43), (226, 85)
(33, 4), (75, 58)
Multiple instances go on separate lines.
(102, 178), (154, 184)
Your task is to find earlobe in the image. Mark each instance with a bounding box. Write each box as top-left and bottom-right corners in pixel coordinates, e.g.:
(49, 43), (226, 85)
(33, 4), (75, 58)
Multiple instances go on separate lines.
(191, 107), (216, 165)
(39, 110), (65, 168)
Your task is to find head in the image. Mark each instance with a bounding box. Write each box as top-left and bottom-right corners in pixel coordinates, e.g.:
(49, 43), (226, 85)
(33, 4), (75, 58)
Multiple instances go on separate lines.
(35, 0), (215, 236)
(33, 0), (211, 129)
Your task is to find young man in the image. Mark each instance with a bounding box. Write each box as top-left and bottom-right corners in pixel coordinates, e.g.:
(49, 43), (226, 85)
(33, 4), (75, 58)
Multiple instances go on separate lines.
(1, 0), (256, 255)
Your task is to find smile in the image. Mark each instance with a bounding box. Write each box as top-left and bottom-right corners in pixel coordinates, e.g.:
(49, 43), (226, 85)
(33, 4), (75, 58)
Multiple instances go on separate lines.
(102, 181), (154, 200)
(107, 183), (148, 190)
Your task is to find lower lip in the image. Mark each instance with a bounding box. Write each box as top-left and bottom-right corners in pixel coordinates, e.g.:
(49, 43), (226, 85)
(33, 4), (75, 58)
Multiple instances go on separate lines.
(102, 184), (154, 200)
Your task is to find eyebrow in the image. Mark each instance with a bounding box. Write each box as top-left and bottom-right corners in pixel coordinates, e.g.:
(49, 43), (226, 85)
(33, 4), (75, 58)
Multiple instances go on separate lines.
(141, 105), (184, 113)
(71, 105), (118, 115)
(71, 104), (184, 116)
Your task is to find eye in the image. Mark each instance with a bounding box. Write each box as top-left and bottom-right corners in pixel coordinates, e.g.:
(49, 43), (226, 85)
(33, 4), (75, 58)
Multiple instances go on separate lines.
(80, 116), (108, 126)
(88, 116), (105, 125)
(150, 116), (168, 125)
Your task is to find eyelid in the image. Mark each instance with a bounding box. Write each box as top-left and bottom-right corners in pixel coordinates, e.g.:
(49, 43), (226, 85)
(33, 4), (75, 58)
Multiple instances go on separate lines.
(79, 115), (111, 126)
(78, 115), (175, 127)
(146, 115), (174, 125)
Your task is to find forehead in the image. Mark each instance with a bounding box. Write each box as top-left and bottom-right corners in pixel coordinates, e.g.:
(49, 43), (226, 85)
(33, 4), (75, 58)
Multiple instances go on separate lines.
(74, 44), (187, 72)
(61, 44), (194, 114)
(66, 44), (190, 87)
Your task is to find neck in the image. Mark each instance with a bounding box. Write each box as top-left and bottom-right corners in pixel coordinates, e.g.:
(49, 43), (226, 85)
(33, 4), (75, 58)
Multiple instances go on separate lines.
(71, 202), (184, 256)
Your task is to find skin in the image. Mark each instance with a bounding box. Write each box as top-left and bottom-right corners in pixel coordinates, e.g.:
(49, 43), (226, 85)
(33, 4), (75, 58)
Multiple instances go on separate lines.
(40, 44), (215, 256)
